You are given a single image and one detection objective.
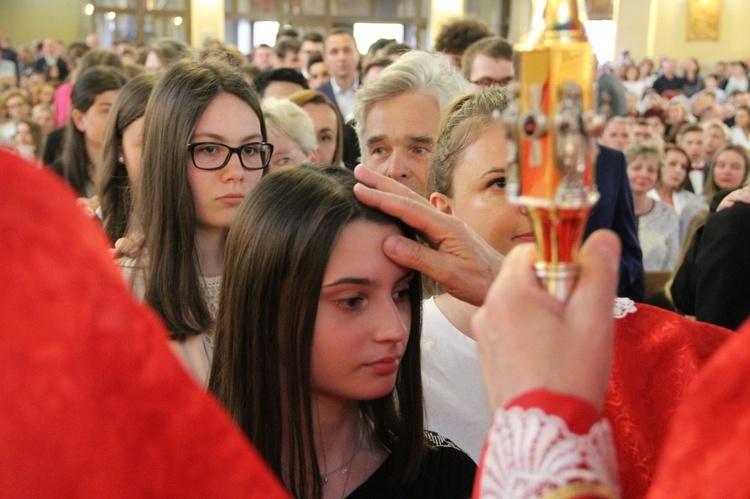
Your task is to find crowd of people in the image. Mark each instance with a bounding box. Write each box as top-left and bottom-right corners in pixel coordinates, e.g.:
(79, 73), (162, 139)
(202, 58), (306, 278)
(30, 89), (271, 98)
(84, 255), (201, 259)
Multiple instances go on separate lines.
(2, 16), (750, 498)
(595, 50), (750, 328)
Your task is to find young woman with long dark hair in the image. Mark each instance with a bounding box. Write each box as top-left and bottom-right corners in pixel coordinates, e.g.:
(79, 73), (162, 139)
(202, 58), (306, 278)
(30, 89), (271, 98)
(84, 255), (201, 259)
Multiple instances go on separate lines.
(51, 66), (127, 196)
(98, 72), (158, 243)
(210, 166), (476, 498)
(122, 57), (272, 386)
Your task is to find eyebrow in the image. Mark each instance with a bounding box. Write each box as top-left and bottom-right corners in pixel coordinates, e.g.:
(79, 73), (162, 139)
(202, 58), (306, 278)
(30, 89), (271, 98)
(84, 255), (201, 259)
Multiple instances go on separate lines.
(322, 270), (415, 288)
(479, 168), (507, 179)
(366, 135), (434, 147)
(191, 132), (263, 142)
(366, 135), (386, 147)
(475, 75), (514, 83)
(408, 135), (434, 145)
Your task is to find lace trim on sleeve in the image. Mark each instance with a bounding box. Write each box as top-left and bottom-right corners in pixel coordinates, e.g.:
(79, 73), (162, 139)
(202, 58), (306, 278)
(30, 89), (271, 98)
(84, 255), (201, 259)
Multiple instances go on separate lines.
(477, 407), (619, 498)
(612, 297), (636, 319)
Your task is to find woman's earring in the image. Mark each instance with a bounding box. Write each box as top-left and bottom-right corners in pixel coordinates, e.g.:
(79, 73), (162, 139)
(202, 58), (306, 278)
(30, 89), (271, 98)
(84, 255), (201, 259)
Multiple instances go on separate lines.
(117, 149), (125, 164)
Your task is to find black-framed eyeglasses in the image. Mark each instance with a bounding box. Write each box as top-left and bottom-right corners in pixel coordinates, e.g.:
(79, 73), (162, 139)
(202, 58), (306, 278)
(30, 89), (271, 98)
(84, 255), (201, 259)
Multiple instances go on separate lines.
(187, 142), (274, 171)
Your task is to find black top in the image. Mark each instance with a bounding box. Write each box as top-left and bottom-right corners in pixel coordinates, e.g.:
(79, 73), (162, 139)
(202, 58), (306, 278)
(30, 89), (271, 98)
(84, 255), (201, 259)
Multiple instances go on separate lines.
(671, 202), (750, 331)
(342, 120), (361, 171)
(652, 74), (684, 96)
(681, 75), (705, 98)
(43, 125), (66, 166)
(32, 57), (69, 82)
(348, 432), (476, 498)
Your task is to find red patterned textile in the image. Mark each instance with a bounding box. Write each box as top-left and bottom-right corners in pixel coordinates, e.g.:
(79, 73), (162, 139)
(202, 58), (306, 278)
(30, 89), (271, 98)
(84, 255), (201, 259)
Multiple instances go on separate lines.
(608, 304), (731, 498)
(649, 317), (750, 497)
(473, 303), (732, 499)
(0, 149), (288, 497)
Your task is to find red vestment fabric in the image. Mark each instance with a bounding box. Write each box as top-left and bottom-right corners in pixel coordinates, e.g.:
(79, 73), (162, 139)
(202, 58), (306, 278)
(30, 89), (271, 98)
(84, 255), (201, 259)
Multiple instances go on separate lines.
(473, 302), (732, 499)
(649, 316), (750, 497)
(0, 149), (288, 497)
(607, 303), (731, 498)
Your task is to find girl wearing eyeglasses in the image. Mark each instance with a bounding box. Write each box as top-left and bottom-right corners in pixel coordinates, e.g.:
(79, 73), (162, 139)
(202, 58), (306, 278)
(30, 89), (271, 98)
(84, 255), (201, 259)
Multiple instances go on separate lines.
(121, 57), (273, 386)
(210, 165), (476, 498)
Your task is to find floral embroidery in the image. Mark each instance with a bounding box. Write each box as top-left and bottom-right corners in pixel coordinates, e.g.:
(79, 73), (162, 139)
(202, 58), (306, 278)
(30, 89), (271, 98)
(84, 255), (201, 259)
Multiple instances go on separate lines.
(478, 407), (619, 498)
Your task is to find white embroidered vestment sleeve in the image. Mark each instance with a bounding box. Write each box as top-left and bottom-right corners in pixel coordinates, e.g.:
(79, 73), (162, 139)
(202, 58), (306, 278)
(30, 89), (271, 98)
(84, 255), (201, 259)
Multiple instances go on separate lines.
(477, 407), (619, 498)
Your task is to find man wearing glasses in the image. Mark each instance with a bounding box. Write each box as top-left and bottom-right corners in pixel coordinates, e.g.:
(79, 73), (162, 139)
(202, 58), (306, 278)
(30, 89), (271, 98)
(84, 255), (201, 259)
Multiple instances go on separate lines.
(461, 36), (515, 93)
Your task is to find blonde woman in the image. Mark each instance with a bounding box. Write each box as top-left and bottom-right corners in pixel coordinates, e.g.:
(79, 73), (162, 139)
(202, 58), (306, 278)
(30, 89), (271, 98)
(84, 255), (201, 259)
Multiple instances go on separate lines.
(262, 97), (318, 171)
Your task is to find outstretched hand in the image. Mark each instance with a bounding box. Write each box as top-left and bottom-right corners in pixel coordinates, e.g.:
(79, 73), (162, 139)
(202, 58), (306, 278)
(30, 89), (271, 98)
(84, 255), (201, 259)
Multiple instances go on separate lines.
(472, 230), (621, 412)
(353, 165), (503, 306)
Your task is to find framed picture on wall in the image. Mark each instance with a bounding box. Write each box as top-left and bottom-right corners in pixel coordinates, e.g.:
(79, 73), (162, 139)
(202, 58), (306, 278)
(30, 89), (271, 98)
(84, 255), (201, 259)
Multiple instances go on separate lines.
(687, 0), (721, 41)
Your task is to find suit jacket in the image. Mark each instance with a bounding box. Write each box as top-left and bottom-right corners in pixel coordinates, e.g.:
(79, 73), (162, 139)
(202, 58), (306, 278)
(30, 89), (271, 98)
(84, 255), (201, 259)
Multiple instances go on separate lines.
(318, 80), (340, 115)
(671, 202), (750, 330)
(585, 145), (645, 301)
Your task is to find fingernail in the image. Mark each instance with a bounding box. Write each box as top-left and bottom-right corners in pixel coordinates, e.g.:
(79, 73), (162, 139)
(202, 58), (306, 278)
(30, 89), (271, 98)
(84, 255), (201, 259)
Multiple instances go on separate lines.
(383, 236), (403, 255)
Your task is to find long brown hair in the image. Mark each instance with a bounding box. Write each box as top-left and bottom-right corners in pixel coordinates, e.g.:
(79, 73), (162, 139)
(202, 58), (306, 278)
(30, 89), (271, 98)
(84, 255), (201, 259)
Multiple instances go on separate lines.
(60, 66), (127, 196)
(662, 144), (690, 192)
(15, 118), (43, 159)
(209, 166), (425, 498)
(704, 143), (750, 200)
(288, 89), (344, 165)
(136, 57), (266, 341)
(98, 73), (158, 243)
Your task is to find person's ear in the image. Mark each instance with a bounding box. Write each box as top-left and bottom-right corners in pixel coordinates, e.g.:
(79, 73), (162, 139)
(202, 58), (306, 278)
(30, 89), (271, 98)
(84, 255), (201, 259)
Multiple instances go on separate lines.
(430, 192), (453, 215)
(71, 108), (86, 133)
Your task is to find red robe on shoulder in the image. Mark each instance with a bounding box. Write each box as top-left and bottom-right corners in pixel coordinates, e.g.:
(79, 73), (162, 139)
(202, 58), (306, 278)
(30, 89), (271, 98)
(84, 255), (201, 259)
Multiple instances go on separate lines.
(649, 316), (750, 497)
(607, 302), (731, 498)
(0, 149), (288, 497)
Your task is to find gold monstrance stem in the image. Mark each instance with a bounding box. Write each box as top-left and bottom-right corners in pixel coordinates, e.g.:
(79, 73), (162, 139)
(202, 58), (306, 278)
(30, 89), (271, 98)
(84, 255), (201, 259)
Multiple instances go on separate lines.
(510, 0), (600, 301)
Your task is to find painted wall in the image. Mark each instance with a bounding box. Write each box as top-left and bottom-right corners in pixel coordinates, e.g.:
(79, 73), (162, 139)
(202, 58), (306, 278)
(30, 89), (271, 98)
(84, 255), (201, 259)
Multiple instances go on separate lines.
(615, 0), (750, 67)
(0, 0), (83, 46)
(428, 0), (465, 50)
(190, 0), (224, 48)
(508, 0), (748, 71)
(507, 0), (533, 43)
(0, 0), (222, 50)
(613, 0), (653, 61)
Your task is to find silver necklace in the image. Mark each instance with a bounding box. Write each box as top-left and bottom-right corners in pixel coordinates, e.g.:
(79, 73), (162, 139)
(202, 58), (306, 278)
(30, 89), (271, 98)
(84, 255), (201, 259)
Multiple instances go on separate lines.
(321, 426), (364, 485)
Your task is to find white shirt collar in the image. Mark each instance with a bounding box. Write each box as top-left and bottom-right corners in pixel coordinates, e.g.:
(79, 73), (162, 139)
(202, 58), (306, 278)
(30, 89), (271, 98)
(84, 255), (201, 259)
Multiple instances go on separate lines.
(330, 76), (359, 94)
